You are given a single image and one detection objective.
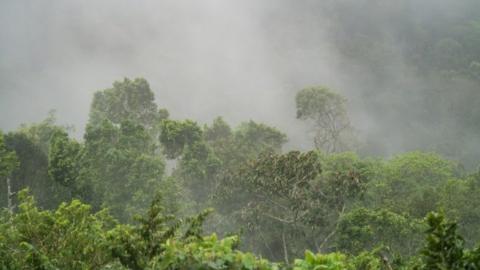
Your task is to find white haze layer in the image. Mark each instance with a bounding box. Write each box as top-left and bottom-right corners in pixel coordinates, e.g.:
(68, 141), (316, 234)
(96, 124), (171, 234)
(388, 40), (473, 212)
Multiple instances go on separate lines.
(1, 0), (477, 158)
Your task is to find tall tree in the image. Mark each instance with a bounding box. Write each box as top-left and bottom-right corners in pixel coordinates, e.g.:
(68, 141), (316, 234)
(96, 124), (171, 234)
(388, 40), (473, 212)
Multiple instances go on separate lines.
(88, 77), (164, 131)
(80, 120), (169, 221)
(2, 114), (71, 209)
(296, 86), (354, 153)
(0, 131), (19, 212)
(80, 77), (175, 221)
(0, 132), (18, 181)
(48, 130), (81, 198)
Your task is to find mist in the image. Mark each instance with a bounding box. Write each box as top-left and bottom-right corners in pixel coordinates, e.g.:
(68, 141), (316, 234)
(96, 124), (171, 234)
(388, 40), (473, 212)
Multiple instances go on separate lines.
(1, 0), (480, 165)
(4, 1), (480, 266)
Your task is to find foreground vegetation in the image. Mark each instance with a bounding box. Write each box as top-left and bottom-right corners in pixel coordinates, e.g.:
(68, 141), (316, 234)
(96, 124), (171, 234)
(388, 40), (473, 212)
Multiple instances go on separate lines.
(2, 189), (480, 269)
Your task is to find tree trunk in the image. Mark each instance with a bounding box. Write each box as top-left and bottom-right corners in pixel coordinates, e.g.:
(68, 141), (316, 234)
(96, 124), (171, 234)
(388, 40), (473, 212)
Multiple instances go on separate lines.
(6, 177), (13, 213)
(282, 229), (289, 264)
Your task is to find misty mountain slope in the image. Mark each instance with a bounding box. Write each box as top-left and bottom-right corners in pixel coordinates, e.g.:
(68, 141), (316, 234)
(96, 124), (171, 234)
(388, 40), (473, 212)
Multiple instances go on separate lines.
(2, 1), (480, 167)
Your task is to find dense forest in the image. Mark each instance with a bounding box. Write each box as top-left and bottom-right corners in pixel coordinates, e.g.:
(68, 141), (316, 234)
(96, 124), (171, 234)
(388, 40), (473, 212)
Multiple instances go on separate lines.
(2, 0), (480, 269)
(2, 78), (480, 269)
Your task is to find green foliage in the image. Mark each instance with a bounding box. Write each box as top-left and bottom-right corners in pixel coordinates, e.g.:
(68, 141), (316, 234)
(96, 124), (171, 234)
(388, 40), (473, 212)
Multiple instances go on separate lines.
(159, 119), (203, 159)
(208, 119), (287, 178)
(313, 152), (373, 211)
(16, 111), (66, 155)
(91, 191), (276, 270)
(241, 151), (321, 205)
(417, 212), (468, 269)
(150, 234), (278, 270)
(293, 251), (350, 270)
(89, 77), (160, 130)
(170, 118), (287, 211)
(2, 115), (71, 209)
(2, 131), (54, 208)
(0, 131), (18, 179)
(177, 141), (221, 204)
(349, 251), (383, 270)
(296, 87), (346, 120)
(80, 78), (172, 221)
(214, 151), (323, 261)
(0, 190), (216, 270)
(295, 86), (353, 153)
(233, 121), (287, 156)
(0, 190), (114, 270)
(108, 194), (183, 270)
(4, 189), (480, 270)
(5, 75), (480, 269)
(204, 117), (232, 142)
(214, 150), (379, 261)
(440, 170), (480, 245)
(80, 120), (167, 220)
(367, 152), (458, 218)
(0, 78), (174, 222)
(386, 152), (457, 185)
(336, 208), (422, 256)
(48, 130), (81, 188)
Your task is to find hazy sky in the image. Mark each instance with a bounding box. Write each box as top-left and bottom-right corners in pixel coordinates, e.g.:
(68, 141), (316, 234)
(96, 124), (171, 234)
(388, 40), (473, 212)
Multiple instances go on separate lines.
(1, 0), (350, 150)
(1, 0), (478, 159)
